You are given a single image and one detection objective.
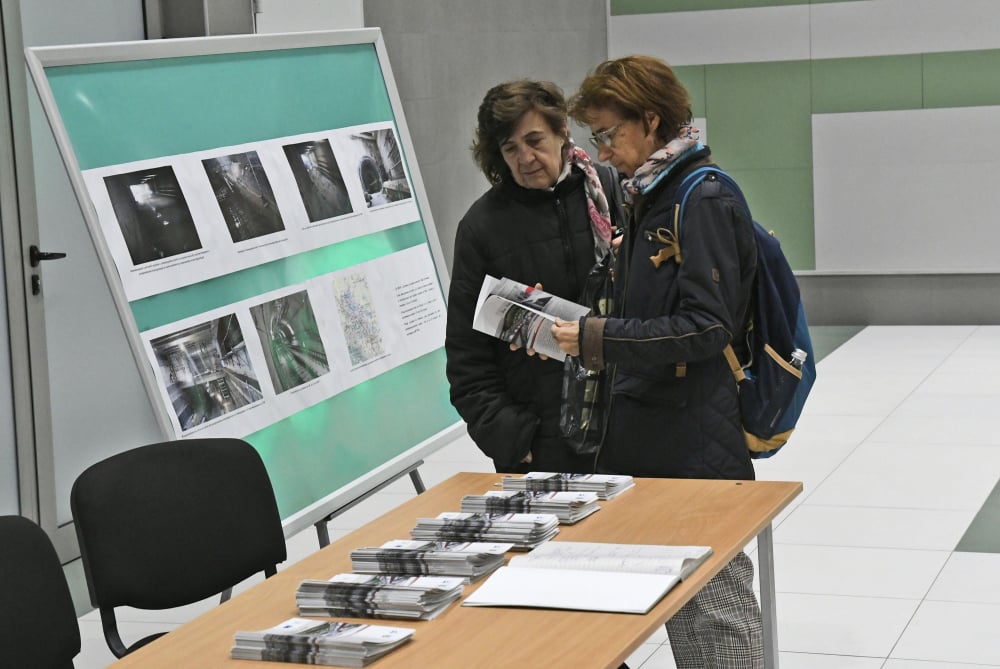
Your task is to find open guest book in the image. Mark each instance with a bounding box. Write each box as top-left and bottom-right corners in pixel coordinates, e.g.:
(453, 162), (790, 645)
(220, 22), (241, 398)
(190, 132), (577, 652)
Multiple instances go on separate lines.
(462, 542), (713, 615)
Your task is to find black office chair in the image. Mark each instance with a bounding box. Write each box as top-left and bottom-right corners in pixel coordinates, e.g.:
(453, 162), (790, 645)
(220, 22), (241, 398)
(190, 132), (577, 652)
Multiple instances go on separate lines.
(71, 437), (287, 658)
(0, 515), (82, 669)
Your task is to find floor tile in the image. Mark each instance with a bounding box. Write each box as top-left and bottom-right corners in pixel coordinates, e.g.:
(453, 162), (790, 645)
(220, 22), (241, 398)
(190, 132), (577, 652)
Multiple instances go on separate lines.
(636, 643), (678, 669)
(768, 544), (948, 599)
(892, 600), (1000, 665)
(776, 592), (918, 657)
(757, 413), (881, 470)
(803, 371), (927, 416)
(626, 641), (664, 668)
(777, 653), (883, 668)
(868, 413), (1000, 446)
(927, 552), (1000, 604)
(884, 661), (1000, 669)
(775, 504), (975, 550)
(805, 441), (1000, 509)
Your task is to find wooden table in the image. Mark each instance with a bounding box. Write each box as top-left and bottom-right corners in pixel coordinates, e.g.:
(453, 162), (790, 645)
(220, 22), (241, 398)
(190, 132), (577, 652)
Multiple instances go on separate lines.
(111, 473), (801, 668)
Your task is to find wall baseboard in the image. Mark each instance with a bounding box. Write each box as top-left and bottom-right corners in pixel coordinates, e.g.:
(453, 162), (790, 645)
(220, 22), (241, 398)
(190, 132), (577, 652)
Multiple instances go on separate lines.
(797, 272), (1000, 326)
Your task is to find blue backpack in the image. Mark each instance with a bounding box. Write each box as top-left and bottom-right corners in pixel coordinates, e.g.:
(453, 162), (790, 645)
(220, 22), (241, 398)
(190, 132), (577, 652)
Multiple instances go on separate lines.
(675, 166), (816, 458)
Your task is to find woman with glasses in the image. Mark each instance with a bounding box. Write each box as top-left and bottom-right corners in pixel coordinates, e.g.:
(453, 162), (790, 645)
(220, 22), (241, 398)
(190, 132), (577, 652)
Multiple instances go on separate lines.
(444, 79), (622, 474)
(553, 56), (763, 668)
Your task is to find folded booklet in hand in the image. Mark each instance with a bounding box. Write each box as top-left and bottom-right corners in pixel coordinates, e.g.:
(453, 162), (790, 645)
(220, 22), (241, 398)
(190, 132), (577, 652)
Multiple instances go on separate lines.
(472, 276), (589, 361)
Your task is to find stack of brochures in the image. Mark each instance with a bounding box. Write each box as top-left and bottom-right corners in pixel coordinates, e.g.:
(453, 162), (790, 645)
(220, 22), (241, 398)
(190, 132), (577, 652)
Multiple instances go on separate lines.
(502, 472), (636, 500)
(410, 511), (560, 549)
(460, 490), (600, 524)
(350, 539), (511, 582)
(295, 573), (465, 620)
(231, 617), (414, 666)
(463, 541), (714, 615)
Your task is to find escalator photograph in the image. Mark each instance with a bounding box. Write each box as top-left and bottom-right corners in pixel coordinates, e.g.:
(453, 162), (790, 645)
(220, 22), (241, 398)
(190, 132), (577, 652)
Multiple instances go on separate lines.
(150, 314), (263, 432)
(103, 165), (203, 266)
(202, 150), (285, 242)
(282, 138), (353, 222)
(250, 290), (330, 394)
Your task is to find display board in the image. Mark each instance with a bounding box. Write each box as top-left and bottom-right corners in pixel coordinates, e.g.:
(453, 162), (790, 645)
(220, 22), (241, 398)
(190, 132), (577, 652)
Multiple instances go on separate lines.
(26, 29), (462, 535)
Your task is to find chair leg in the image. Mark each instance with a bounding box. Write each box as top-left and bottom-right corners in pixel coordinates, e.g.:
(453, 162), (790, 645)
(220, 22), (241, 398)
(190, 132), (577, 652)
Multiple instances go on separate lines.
(100, 606), (130, 659)
(220, 587), (233, 603)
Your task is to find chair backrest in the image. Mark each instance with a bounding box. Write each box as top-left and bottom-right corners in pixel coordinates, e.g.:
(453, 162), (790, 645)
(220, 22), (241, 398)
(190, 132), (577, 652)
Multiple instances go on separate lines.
(0, 515), (81, 669)
(71, 437), (287, 655)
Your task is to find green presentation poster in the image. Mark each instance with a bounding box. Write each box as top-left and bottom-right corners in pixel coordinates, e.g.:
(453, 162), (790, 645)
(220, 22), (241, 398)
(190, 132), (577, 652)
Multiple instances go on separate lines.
(27, 29), (461, 533)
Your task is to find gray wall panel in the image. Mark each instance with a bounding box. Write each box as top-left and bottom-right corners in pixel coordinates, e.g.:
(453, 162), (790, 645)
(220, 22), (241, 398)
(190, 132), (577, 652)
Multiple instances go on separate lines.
(364, 0), (608, 272)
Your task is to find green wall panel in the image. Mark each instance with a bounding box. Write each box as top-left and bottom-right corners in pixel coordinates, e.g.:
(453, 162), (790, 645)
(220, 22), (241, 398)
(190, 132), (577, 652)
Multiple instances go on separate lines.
(726, 167), (815, 270)
(812, 55), (923, 114)
(706, 61), (812, 170)
(924, 49), (1000, 109)
(674, 65), (707, 118)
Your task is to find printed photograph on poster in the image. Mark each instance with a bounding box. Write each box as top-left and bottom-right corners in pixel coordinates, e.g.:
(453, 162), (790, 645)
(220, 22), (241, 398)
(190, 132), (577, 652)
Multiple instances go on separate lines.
(249, 290), (330, 394)
(202, 151), (285, 242)
(282, 138), (354, 223)
(149, 313), (263, 433)
(139, 245), (445, 440)
(103, 165), (203, 265)
(332, 271), (387, 367)
(344, 127), (412, 209)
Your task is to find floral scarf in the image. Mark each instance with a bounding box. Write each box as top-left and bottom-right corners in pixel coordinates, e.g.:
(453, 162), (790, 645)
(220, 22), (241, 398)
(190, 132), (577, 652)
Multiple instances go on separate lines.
(621, 125), (703, 196)
(566, 140), (613, 258)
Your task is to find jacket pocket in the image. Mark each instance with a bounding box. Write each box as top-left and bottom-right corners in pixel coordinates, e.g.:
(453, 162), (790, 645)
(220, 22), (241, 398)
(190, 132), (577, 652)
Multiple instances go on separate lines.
(613, 370), (689, 408)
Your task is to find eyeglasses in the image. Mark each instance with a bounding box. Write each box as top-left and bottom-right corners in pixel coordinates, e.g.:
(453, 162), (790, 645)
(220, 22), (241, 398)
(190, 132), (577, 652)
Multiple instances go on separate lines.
(588, 123), (624, 149)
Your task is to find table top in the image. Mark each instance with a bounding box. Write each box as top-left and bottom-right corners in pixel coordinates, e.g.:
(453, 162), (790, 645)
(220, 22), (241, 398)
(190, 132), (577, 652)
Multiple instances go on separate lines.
(110, 473), (801, 669)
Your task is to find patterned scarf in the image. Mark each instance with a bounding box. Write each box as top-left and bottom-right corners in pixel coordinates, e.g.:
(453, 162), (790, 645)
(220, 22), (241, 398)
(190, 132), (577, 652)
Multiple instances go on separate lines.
(621, 125), (703, 196)
(566, 140), (613, 258)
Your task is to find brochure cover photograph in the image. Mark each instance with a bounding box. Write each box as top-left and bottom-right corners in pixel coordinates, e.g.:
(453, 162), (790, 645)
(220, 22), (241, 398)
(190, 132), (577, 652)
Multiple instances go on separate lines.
(472, 276), (589, 360)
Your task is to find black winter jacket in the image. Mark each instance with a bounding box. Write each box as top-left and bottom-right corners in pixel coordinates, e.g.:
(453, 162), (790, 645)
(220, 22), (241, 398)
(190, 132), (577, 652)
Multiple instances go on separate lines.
(581, 148), (757, 480)
(445, 168), (598, 473)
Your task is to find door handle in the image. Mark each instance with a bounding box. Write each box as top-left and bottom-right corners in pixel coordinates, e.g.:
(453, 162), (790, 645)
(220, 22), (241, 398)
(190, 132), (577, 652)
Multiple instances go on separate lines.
(29, 245), (67, 267)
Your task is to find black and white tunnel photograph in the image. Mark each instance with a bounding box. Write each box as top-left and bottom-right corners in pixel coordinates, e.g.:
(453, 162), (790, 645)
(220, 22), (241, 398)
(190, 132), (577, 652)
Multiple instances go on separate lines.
(250, 290), (330, 394)
(202, 151), (285, 243)
(150, 314), (263, 432)
(350, 127), (411, 208)
(282, 138), (353, 223)
(103, 165), (203, 266)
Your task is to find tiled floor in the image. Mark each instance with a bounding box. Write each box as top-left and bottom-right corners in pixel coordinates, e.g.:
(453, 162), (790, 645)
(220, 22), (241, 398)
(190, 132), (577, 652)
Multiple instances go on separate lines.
(69, 325), (1000, 668)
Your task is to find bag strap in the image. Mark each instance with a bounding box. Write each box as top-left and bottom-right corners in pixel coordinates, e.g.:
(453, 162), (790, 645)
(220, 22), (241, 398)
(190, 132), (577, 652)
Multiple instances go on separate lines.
(675, 166), (754, 381)
(596, 163), (626, 229)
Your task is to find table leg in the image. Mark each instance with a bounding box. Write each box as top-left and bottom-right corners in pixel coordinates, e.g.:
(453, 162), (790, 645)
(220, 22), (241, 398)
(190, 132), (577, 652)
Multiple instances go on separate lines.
(757, 524), (779, 668)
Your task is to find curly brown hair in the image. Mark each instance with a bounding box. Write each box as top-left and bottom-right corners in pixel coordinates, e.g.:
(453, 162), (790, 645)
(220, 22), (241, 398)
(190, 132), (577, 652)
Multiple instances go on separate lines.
(568, 56), (691, 144)
(472, 80), (568, 184)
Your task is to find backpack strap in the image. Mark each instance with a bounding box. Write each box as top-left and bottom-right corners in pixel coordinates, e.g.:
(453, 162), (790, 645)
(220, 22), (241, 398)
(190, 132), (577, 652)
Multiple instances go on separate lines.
(674, 166), (755, 379)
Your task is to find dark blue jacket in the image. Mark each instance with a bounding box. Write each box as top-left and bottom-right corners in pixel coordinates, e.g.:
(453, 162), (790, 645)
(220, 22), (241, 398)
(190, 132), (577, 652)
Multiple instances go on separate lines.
(581, 148), (757, 480)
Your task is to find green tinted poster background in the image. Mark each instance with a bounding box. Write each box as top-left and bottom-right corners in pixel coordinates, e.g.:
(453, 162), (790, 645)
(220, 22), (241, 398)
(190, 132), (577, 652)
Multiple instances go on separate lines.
(40, 37), (460, 523)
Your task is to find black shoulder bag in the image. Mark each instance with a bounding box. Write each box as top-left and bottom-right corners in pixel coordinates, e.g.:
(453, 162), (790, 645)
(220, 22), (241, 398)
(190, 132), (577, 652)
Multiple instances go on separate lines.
(558, 165), (623, 456)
